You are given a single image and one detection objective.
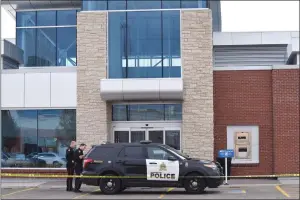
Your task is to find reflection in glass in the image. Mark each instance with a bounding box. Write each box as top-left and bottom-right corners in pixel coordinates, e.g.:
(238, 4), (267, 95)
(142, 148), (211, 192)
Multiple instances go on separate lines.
(36, 28), (57, 66)
(165, 130), (180, 150)
(112, 105), (127, 121)
(162, 0), (180, 8)
(108, 0), (126, 10)
(37, 11), (56, 26)
(108, 10), (181, 78)
(130, 131), (145, 143)
(108, 12), (126, 78)
(57, 10), (77, 26)
(17, 28), (36, 66)
(17, 11), (36, 27)
(127, 0), (161, 9)
(163, 11), (181, 77)
(1, 110), (76, 168)
(112, 104), (182, 121)
(57, 27), (77, 66)
(127, 11), (162, 78)
(164, 104), (182, 120)
(148, 131), (164, 144)
(129, 104), (164, 121)
(83, 0), (107, 10)
(114, 131), (129, 143)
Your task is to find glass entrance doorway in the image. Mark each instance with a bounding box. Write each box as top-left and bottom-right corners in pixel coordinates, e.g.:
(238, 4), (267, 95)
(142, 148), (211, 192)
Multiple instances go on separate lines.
(113, 127), (181, 150)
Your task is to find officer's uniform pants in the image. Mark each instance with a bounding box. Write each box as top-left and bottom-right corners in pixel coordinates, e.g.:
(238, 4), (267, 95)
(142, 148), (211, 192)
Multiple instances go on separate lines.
(74, 166), (83, 190)
(66, 165), (74, 190)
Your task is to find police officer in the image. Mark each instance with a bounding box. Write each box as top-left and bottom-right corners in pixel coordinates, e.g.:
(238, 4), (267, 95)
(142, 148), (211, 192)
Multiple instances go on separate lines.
(66, 141), (76, 191)
(73, 143), (87, 193)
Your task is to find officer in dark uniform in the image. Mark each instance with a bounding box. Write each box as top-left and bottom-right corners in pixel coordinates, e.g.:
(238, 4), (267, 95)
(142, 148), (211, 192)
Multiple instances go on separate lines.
(73, 143), (87, 193)
(66, 141), (76, 191)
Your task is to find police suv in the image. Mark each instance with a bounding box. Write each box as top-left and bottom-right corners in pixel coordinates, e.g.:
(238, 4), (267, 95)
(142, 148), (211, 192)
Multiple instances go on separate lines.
(81, 141), (224, 194)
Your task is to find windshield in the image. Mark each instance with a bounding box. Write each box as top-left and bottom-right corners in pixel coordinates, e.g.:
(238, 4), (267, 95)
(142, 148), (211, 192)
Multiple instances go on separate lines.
(163, 145), (190, 160)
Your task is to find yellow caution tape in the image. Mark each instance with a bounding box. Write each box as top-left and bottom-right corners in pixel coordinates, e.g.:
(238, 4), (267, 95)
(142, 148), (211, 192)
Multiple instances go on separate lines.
(1, 173), (299, 179)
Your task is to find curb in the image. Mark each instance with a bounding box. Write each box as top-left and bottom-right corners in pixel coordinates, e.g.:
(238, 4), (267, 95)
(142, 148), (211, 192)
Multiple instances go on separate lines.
(220, 183), (281, 187)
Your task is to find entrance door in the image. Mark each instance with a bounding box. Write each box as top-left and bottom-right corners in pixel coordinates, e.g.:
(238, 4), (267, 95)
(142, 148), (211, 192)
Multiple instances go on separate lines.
(130, 129), (146, 143)
(148, 129), (164, 144)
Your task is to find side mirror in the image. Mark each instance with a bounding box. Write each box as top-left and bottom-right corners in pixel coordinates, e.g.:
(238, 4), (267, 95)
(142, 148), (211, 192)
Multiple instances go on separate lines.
(168, 156), (177, 161)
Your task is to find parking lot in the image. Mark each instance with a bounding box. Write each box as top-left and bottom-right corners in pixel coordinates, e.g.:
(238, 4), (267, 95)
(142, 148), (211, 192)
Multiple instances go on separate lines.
(1, 184), (299, 199)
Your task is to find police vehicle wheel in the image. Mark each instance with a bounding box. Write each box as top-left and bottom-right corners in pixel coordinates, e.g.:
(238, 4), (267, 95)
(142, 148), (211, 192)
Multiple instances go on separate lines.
(184, 173), (206, 194)
(99, 174), (121, 195)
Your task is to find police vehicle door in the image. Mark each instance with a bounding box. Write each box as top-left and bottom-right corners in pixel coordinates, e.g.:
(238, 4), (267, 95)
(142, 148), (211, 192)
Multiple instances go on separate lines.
(145, 146), (180, 183)
(116, 145), (147, 184)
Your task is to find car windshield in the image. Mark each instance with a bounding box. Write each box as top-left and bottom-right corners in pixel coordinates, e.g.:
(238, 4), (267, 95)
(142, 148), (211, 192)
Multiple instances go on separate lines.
(163, 145), (191, 160)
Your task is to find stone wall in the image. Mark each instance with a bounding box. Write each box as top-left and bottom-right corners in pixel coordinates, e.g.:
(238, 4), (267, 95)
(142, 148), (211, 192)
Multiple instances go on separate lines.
(77, 12), (111, 150)
(181, 9), (214, 160)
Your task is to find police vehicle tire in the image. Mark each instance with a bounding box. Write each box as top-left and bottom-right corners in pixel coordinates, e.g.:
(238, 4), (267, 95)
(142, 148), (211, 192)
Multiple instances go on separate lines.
(99, 174), (122, 195)
(184, 173), (206, 194)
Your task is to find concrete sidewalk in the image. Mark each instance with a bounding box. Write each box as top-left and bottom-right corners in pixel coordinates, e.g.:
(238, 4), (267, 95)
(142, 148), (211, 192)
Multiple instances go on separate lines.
(0, 178), (286, 189)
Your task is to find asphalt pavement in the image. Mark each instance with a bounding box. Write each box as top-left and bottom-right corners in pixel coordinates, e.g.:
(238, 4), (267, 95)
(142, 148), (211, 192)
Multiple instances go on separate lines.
(1, 178), (299, 199)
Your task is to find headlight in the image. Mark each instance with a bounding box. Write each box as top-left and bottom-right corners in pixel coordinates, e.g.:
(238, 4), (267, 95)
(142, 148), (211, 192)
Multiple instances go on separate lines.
(204, 163), (218, 170)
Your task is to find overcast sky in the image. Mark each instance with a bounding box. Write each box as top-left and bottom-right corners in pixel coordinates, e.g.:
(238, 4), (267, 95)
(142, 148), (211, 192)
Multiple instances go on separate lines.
(1, 0), (299, 39)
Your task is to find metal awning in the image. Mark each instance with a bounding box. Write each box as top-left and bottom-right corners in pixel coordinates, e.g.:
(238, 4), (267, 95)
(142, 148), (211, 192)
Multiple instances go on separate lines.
(1, 0), (81, 18)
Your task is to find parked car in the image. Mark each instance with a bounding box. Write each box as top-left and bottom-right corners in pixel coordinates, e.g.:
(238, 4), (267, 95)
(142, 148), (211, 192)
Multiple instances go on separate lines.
(34, 152), (66, 167)
(81, 140), (224, 194)
(1, 152), (46, 167)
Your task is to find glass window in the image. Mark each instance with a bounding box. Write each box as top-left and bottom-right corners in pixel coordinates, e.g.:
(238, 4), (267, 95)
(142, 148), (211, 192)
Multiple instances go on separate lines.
(124, 147), (145, 159)
(112, 104), (182, 121)
(36, 28), (57, 66)
(164, 104), (182, 120)
(162, 0), (180, 8)
(129, 104), (164, 121)
(17, 28), (37, 66)
(181, 0), (199, 8)
(148, 130), (164, 144)
(1, 110), (38, 167)
(57, 27), (77, 66)
(57, 10), (77, 26)
(162, 11), (181, 77)
(108, 12), (126, 78)
(108, 11), (181, 78)
(165, 130), (180, 150)
(37, 11), (56, 26)
(114, 131), (129, 143)
(112, 105), (127, 121)
(130, 131), (145, 143)
(127, 11), (162, 78)
(108, 0), (126, 10)
(1, 109), (76, 168)
(17, 11), (36, 27)
(127, 1), (161, 9)
(147, 146), (173, 160)
(83, 0), (107, 10)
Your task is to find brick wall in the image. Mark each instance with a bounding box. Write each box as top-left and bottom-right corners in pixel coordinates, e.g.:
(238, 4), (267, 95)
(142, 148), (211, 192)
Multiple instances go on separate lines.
(214, 69), (299, 175)
(272, 69), (299, 174)
(181, 9), (214, 160)
(77, 12), (111, 151)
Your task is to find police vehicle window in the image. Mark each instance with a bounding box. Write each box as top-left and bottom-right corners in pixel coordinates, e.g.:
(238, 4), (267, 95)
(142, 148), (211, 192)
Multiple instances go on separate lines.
(88, 147), (115, 159)
(124, 147), (144, 159)
(147, 147), (172, 160)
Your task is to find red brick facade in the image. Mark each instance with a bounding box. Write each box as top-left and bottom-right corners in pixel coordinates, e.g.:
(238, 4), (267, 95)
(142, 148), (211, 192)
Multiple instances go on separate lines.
(214, 69), (299, 175)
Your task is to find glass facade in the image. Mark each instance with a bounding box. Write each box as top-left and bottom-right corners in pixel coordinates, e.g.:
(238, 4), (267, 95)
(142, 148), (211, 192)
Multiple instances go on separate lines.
(112, 104), (182, 121)
(1, 110), (76, 168)
(16, 10), (77, 67)
(83, 0), (207, 10)
(108, 10), (181, 78)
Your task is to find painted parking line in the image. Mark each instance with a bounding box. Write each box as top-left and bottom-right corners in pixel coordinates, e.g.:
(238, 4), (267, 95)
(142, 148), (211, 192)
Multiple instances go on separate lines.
(158, 188), (174, 199)
(1, 187), (37, 197)
(275, 185), (290, 198)
(72, 189), (100, 199)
